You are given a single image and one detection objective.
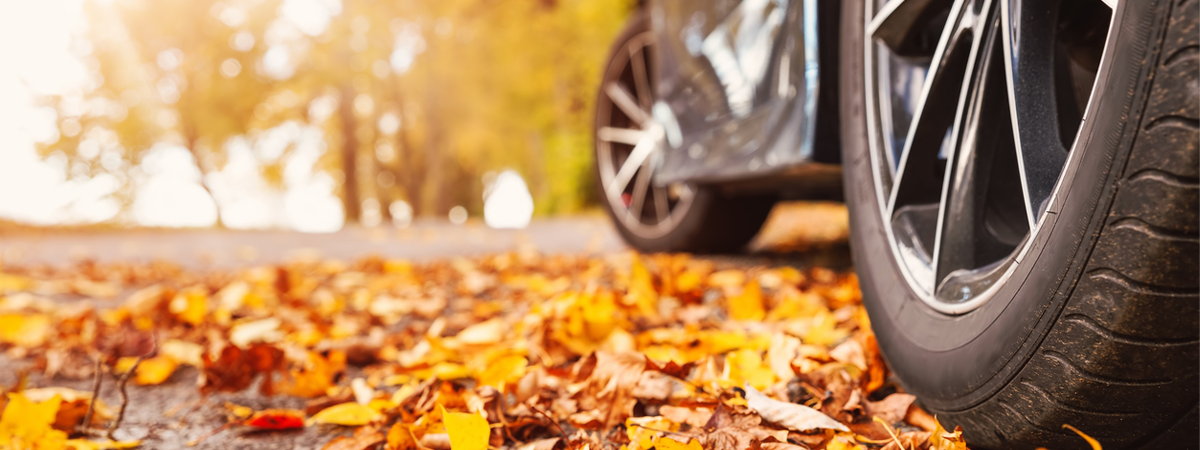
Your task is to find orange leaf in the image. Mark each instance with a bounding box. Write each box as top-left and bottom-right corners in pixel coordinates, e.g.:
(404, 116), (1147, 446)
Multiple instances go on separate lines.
(244, 409), (305, 430)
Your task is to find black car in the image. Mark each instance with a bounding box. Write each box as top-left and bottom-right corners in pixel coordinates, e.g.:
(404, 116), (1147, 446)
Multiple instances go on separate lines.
(593, 0), (1198, 448)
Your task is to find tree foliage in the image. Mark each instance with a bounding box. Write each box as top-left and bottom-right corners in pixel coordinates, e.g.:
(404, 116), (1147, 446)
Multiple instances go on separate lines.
(37, 0), (635, 225)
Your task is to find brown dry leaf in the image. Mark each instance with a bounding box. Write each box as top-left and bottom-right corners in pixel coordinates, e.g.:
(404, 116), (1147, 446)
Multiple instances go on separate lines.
(658, 406), (713, 428)
(322, 426), (385, 450)
(881, 431), (933, 450)
(200, 344), (285, 395)
(386, 422), (420, 450)
(744, 384), (848, 432)
(864, 393), (916, 425)
(572, 352), (644, 429)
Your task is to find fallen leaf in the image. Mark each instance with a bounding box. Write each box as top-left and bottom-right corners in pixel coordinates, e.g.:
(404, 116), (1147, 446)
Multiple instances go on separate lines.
(244, 409), (306, 430)
(864, 393), (915, 425)
(386, 422), (420, 450)
(22, 387), (111, 432)
(0, 392), (68, 449)
(133, 355), (178, 385)
(229, 317), (284, 347)
(658, 406), (712, 428)
(744, 384), (848, 432)
(322, 426), (385, 450)
(64, 438), (142, 449)
(728, 281), (765, 321)
(441, 405), (489, 450)
(309, 402), (383, 427)
(477, 355), (526, 391)
(655, 437), (703, 450)
(928, 420), (969, 450)
(456, 318), (507, 345)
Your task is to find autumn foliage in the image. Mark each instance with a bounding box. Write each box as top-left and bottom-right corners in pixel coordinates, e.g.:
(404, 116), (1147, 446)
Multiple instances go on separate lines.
(0, 252), (968, 449)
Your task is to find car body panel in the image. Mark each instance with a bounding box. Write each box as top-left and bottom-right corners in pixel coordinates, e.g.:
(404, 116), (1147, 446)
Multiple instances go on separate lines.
(647, 0), (840, 187)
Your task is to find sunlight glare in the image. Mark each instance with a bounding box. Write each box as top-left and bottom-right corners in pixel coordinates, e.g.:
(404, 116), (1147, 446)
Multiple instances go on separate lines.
(483, 170), (533, 229)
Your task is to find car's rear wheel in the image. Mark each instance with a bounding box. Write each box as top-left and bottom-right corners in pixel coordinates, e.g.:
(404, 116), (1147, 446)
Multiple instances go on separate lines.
(841, 0), (1198, 447)
(594, 11), (774, 253)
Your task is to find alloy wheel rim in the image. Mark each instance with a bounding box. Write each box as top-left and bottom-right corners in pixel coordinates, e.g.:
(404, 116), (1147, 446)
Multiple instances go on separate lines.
(596, 31), (695, 239)
(864, 0), (1117, 312)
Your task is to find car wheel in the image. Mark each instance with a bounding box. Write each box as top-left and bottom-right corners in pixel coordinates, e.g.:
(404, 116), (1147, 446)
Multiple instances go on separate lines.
(594, 11), (774, 253)
(840, 0), (1198, 448)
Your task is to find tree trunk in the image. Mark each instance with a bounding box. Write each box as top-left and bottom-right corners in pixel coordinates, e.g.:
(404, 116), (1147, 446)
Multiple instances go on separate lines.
(183, 133), (226, 229)
(339, 84), (362, 224)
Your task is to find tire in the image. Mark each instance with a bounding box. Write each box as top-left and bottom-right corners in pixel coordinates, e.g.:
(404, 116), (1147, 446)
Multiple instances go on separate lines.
(840, 0), (1198, 449)
(594, 11), (774, 254)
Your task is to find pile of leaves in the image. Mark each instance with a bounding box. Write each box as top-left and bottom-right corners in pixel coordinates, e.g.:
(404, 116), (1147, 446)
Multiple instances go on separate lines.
(0, 252), (971, 450)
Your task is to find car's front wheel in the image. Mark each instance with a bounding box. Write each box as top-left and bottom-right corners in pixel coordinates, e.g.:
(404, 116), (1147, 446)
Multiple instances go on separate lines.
(594, 11), (774, 253)
(840, 0), (1198, 448)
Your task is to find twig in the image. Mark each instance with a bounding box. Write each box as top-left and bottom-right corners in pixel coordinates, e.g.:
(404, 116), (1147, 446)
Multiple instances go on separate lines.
(874, 416), (904, 449)
(628, 424), (693, 438)
(106, 334), (158, 440)
(529, 405), (568, 440)
(79, 356), (104, 435)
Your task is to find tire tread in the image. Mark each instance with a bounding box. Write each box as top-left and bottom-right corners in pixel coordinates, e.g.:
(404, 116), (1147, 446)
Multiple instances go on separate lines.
(940, 0), (1200, 448)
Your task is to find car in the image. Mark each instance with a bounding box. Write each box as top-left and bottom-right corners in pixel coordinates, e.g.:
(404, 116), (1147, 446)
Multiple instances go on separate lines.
(592, 0), (1198, 448)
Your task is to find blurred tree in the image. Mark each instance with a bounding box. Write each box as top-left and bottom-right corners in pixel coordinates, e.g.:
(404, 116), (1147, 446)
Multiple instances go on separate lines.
(294, 0), (636, 221)
(37, 0), (285, 226)
(37, 0), (635, 227)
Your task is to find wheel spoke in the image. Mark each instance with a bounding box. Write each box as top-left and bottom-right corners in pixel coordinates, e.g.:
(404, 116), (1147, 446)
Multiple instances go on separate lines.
(606, 129), (659, 199)
(629, 45), (653, 112)
(885, 0), (975, 217)
(870, 0), (956, 57)
(999, 0), (1068, 227)
(628, 158), (652, 222)
(605, 83), (651, 127)
(598, 127), (647, 146)
(931, 2), (1007, 283)
(653, 185), (669, 224)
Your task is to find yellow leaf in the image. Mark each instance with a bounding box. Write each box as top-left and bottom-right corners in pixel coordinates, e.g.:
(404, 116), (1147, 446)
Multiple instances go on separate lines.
(308, 402), (383, 427)
(929, 419), (969, 450)
(134, 356), (178, 385)
(727, 349), (776, 390)
(64, 439), (142, 449)
(625, 416), (674, 450)
(0, 314), (51, 348)
(626, 256), (658, 318)
(654, 437), (702, 450)
(440, 405), (489, 450)
(0, 392), (68, 450)
(168, 288), (207, 326)
(23, 388), (112, 432)
(826, 436), (866, 450)
(728, 281), (765, 321)
(477, 355), (527, 391)
(1063, 424), (1102, 450)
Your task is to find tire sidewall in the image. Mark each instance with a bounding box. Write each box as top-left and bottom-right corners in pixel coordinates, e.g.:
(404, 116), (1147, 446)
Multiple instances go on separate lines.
(840, 0), (1168, 411)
